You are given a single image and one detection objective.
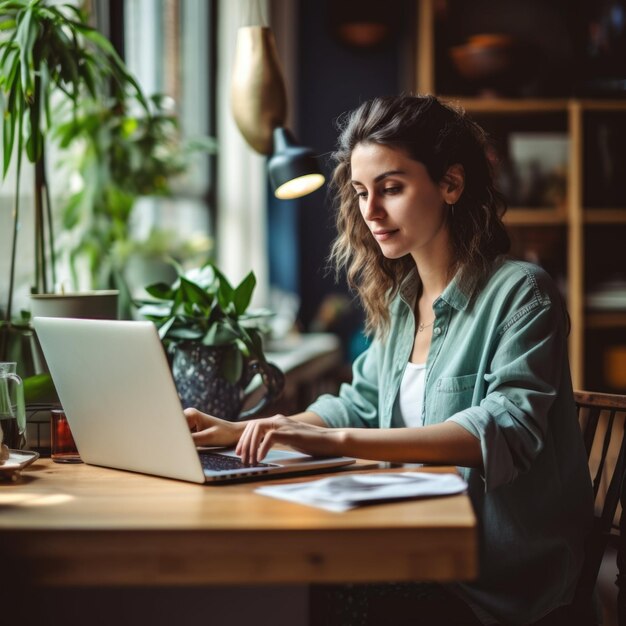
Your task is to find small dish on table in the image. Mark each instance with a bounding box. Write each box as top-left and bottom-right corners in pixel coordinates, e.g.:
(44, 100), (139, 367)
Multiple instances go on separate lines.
(0, 449), (40, 482)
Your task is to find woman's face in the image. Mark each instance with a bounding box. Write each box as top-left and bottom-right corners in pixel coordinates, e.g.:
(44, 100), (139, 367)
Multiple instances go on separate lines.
(350, 142), (450, 262)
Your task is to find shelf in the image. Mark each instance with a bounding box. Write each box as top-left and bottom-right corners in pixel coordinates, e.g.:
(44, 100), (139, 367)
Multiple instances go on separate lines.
(579, 100), (626, 112)
(442, 98), (569, 113)
(584, 210), (626, 224)
(439, 98), (626, 115)
(504, 209), (567, 225)
(586, 312), (626, 329)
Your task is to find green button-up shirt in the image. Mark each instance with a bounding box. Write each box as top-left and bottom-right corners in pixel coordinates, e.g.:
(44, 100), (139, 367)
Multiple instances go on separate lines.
(308, 259), (593, 625)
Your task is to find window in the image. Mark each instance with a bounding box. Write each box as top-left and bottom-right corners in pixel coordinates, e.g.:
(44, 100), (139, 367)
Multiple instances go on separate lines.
(122, 0), (216, 265)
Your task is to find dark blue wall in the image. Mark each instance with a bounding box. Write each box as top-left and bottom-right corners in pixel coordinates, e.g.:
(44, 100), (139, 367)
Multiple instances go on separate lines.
(268, 0), (415, 334)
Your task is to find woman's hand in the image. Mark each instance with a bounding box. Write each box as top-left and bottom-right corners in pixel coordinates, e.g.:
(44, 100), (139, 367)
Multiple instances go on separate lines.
(184, 408), (245, 447)
(235, 414), (343, 465)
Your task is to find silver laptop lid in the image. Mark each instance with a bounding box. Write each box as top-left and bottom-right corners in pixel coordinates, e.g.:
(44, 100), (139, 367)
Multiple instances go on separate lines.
(34, 317), (206, 483)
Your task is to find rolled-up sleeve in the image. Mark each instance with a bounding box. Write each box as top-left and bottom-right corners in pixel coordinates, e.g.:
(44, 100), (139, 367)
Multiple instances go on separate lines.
(447, 299), (563, 491)
(307, 339), (381, 428)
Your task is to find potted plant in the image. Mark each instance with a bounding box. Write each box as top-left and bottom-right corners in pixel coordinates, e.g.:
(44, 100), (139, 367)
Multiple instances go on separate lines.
(137, 262), (284, 421)
(0, 0), (148, 359)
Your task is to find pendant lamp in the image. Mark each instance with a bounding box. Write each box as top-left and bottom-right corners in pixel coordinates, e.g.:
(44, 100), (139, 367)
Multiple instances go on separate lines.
(230, 17), (325, 199)
(268, 128), (325, 199)
(231, 25), (287, 155)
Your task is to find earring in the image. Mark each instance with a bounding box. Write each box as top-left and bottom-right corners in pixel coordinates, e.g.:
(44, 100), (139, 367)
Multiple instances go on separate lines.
(449, 203), (455, 218)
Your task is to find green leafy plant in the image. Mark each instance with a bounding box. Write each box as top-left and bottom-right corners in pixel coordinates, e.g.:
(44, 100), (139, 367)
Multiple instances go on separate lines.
(137, 263), (272, 383)
(54, 94), (217, 292)
(0, 0), (147, 359)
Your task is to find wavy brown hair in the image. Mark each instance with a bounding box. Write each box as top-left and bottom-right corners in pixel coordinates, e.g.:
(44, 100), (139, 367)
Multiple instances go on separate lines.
(329, 94), (510, 337)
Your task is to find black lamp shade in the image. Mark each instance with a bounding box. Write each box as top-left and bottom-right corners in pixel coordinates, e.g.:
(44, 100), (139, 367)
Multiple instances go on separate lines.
(268, 128), (325, 199)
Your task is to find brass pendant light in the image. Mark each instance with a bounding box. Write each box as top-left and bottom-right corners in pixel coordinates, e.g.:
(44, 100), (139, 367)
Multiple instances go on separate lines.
(229, 2), (325, 199)
(230, 25), (287, 155)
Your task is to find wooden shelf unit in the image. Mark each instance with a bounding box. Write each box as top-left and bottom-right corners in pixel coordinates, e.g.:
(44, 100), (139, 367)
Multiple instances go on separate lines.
(584, 210), (626, 225)
(503, 209), (568, 226)
(416, 0), (626, 389)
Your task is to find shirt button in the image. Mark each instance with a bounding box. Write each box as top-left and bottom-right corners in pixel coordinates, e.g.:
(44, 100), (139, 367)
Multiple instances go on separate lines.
(433, 327), (442, 336)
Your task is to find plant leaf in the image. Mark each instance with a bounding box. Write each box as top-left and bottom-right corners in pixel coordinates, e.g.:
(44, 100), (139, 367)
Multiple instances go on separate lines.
(23, 372), (56, 403)
(216, 275), (234, 311)
(233, 271), (256, 316)
(0, 19), (16, 31)
(180, 276), (212, 307)
(220, 347), (243, 384)
(202, 323), (238, 346)
(157, 315), (176, 339)
(246, 327), (264, 357)
(16, 5), (33, 98)
(137, 303), (170, 318)
(2, 105), (16, 177)
(53, 26), (81, 99)
(78, 56), (97, 98)
(168, 327), (204, 340)
(145, 282), (174, 300)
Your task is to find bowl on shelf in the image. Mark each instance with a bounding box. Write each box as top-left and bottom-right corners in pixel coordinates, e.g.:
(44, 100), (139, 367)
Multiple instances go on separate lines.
(448, 34), (531, 96)
(450, 34), (515, 81)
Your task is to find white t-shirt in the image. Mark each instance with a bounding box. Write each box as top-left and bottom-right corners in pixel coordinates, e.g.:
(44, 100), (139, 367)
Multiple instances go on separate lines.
(398, 361), (426, 427)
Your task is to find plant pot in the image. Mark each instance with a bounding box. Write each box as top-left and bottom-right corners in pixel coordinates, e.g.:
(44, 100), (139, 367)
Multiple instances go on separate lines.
(30, 291), (119, 320)
(170, 342), (284, 421)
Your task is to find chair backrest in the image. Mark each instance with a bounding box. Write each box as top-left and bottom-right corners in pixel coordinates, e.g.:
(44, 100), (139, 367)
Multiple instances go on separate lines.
(574, 390), (626, 622)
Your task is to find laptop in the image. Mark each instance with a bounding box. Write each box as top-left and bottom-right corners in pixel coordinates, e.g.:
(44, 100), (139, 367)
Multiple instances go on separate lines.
(33, 317), (355, 483)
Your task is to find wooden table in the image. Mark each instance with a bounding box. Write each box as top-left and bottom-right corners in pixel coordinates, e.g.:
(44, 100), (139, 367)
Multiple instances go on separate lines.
(0, 460), (477, 588)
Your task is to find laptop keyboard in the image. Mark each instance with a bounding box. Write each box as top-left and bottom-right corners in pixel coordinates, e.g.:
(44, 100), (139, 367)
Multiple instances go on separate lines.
(199, 452), (277, 473)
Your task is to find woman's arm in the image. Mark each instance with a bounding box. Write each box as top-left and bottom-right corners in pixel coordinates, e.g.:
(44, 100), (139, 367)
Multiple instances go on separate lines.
(187, 401), (481, 467)
(235, 413), (482, 467)
(340, 421), (482, 467)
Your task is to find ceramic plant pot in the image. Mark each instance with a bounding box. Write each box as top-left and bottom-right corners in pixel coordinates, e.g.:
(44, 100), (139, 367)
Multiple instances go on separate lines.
(170, 342), (284, 421)
(30, 290), (119, 320)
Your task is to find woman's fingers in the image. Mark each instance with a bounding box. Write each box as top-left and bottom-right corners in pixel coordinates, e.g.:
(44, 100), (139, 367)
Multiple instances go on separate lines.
(235, 416), (285, 465)
(249, 419), (273, 465)
(235, 415), (326, 464)
(184, 407), (203, 431)
(256, 417), (292, 461)
(257, 428), (282, 462)
(191, 426), (218, 446)
(240, 421), (264, 465)
(235, 420), (255, 462)
(184, 408), (244, 447)
(234, 421), (249, 457)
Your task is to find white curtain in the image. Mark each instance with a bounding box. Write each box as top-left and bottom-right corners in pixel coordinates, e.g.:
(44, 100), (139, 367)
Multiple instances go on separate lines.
(216, 0), (270, 307)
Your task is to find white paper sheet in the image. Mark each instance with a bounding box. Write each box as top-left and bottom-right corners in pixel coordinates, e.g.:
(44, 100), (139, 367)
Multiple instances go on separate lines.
(255, 472), (468, 513)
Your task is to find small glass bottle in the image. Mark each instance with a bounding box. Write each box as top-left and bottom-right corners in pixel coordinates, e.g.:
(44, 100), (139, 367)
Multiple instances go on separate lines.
(51, 409), (82, 463)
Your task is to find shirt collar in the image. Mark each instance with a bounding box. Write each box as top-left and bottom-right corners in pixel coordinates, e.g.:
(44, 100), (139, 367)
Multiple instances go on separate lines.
(399, 264), (483, 312)
(439, 267), (482, 311)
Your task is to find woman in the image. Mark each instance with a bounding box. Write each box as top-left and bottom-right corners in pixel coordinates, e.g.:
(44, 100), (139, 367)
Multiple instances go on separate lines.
(185, 95), (593, 625)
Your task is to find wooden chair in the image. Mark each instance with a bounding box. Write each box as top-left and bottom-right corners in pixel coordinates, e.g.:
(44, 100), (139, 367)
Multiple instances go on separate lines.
(574, 390), (626, 626)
